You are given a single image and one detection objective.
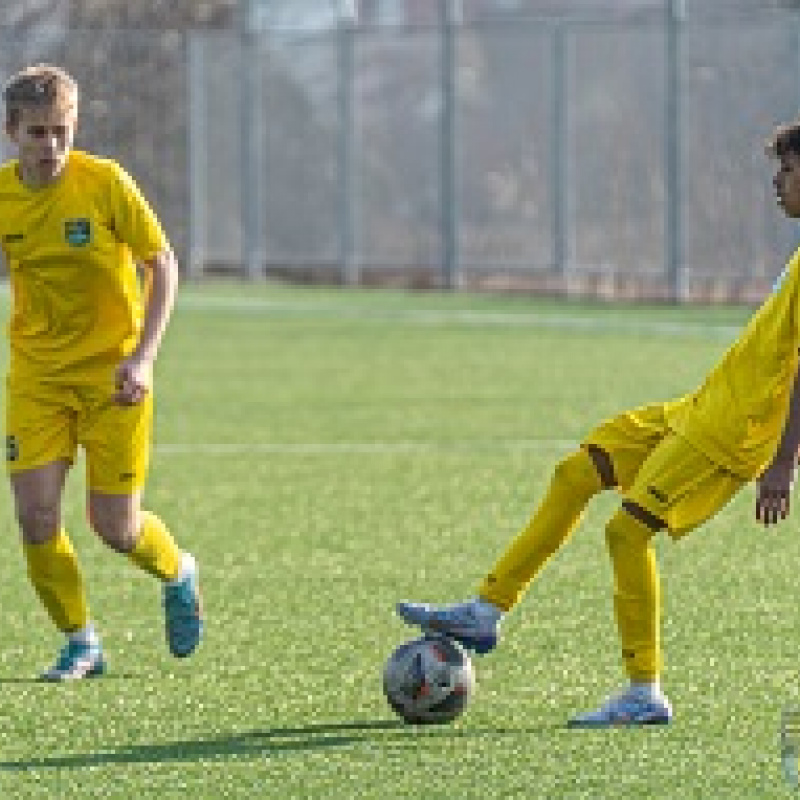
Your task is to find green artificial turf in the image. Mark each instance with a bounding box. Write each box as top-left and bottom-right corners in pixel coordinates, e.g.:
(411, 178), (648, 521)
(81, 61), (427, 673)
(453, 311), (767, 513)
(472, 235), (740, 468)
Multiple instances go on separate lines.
(0, 281), (794, 798)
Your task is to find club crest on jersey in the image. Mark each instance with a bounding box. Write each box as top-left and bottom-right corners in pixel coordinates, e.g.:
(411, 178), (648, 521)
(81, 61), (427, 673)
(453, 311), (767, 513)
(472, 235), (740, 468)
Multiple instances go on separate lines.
(64, 218), (92, 247)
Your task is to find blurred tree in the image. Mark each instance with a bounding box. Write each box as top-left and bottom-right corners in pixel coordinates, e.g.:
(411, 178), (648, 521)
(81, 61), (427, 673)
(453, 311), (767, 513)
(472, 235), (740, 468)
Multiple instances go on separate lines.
(0, 0), (68, 66)
(68, 0), (237, 28)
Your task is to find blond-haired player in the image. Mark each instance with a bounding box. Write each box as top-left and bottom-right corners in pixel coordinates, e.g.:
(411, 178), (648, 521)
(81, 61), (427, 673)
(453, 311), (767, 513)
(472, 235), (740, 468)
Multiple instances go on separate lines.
(397, 118), (800, 726)
(0, 64), (203, 680)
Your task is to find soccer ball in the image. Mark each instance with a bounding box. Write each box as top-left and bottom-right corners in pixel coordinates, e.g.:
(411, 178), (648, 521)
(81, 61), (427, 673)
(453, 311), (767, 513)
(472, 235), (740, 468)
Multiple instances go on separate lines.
(382, 635), (475, 724)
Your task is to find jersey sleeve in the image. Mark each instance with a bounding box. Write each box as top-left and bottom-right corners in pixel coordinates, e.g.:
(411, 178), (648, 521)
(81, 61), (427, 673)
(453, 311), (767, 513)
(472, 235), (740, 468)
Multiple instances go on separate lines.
(106, 161), (170, 261)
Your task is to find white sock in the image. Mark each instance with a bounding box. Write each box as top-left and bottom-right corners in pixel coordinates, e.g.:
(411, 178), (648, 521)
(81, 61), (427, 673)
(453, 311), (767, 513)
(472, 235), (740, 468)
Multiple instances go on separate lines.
(68, 623), (99, 647)
(630, 680), (660, 700)
(166, 552), (195, 587)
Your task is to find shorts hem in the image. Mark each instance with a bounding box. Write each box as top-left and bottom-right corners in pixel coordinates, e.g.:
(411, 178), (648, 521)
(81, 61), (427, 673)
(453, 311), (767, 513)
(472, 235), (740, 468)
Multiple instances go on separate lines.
(6, 455), (75, 475)
(86, 479), (147, 495)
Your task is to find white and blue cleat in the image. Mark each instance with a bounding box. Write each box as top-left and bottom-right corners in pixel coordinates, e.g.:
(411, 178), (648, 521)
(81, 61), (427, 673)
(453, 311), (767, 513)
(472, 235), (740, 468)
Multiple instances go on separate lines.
(395, 598), (500, 655)
(40, 638), (106, 681)
(568, 685), (673, 727)
(164, 553), (204, 658)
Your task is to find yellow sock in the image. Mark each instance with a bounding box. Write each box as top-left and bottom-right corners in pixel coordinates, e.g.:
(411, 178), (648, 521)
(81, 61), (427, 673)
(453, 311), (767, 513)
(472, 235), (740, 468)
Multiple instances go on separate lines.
(605, 508), (661, 682)
(128, 511), (182, 582)
(24, 529), (89, 633)
(478, 448), (603, 611)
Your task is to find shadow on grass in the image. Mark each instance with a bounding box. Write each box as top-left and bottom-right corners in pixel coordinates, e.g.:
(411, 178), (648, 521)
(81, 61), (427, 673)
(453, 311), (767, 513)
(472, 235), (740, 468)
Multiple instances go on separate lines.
(0, 673), (140, 684)
(0, 719), (558, 771)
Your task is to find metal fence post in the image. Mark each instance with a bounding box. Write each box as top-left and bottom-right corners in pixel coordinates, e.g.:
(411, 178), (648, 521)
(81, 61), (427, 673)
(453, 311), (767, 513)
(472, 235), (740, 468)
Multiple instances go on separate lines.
(240, 0), (265, 280)
(338, 10), (359, 285)
(186, 32), (206, 279)
(440, 0), (461, 290)
(665, 0), (685, 302)
(551, 21), (569, 278)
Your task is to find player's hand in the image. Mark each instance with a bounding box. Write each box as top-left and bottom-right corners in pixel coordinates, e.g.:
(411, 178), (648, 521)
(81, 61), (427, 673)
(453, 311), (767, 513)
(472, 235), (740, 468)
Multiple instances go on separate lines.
(755, 458), (796, 525)
(114, 355), (152, 405)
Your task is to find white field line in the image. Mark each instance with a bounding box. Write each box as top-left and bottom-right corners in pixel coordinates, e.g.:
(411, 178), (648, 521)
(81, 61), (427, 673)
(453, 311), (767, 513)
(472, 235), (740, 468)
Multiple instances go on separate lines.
(176, 295), (743, 339)
(155, 439), (579, 456)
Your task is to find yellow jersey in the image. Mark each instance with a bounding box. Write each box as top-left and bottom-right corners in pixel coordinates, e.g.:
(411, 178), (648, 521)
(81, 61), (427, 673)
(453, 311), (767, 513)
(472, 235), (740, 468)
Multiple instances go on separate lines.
(666, 248), (800, 479)
(0, 150), (169, 382)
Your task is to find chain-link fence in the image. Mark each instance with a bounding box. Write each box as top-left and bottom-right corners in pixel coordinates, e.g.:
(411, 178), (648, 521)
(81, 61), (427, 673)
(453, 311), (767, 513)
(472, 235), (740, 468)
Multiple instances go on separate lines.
(2, 11), (800, 301)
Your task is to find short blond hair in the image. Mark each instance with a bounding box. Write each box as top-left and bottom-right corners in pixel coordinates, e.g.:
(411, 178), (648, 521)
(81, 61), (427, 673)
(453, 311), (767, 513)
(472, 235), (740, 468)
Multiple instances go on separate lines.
(3, 63), (78, 129)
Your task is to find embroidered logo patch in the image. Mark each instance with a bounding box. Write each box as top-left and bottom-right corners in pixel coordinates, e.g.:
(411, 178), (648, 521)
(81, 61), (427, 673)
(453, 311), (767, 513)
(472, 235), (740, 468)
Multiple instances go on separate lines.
(64, 218), (92, 247)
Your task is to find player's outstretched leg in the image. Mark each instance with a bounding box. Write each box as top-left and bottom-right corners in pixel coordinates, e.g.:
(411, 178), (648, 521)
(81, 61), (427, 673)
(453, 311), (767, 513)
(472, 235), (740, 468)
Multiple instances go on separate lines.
(395, 598), (502, 654)
(163, 552), (203, 658)
(40, 626), (106, 682)
(396, 447), (608, 655)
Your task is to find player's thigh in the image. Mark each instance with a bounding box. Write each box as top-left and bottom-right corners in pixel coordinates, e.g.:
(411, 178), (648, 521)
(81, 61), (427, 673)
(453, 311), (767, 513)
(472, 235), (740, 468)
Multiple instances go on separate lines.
(624, 433), (744, 538)
(583, 402), (670, 489)
(80, 392), (153, 494)
(5, 379), (79, 476)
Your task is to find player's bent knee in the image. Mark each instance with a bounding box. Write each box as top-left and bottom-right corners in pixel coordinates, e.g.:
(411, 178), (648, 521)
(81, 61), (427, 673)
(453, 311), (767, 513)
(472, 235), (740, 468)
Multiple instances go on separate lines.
(604, 504), (663, 553)
(88, 509), (139, 552)
(550, 448), (606, 499)
(16, 502), (61, 544)
(88, 492), (142, 552)
(605, 508), (647, 557)
(90, 521), (138, 553)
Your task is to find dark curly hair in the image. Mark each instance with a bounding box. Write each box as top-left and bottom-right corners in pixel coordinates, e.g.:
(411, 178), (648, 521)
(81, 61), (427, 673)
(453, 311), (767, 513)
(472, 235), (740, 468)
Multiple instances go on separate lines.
(766, 120), (800, 158)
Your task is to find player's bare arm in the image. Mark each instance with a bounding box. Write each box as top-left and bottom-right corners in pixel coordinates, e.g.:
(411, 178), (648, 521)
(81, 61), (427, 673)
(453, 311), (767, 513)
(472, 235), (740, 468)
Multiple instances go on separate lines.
(114, 248), (178, 405)
(756, 359), (800, 526)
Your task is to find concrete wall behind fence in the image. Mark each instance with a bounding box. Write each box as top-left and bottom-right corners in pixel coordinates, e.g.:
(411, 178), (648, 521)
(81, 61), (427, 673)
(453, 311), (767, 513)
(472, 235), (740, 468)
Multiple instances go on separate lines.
(2, 14), (800, 302)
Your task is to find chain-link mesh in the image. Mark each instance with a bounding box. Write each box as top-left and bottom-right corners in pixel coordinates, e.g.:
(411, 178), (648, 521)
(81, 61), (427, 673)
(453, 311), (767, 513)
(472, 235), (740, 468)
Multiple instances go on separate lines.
(2, 13), (800, 301)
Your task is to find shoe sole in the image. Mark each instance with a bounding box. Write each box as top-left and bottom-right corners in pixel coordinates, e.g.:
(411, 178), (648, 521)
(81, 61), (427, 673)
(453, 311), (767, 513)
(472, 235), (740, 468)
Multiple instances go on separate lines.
(170, 619), (204, 658)
(453, 633), (497, 655)
(567, 713), (672, 728)
(40, 659), (107, 682)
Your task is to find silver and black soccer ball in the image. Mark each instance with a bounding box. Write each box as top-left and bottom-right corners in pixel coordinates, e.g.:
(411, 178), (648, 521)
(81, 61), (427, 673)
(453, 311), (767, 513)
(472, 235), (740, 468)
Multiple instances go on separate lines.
(383, 635), (475, 724)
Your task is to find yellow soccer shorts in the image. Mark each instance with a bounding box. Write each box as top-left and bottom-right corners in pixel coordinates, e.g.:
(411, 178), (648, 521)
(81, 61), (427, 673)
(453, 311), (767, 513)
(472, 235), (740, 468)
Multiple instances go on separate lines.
(584, 402), (745, 538)
(5, 377), (153, 494)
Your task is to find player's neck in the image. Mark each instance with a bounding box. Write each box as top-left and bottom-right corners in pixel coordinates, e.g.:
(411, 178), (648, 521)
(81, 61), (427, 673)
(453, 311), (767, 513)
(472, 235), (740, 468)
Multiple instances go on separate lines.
(16, 158), (68, 190)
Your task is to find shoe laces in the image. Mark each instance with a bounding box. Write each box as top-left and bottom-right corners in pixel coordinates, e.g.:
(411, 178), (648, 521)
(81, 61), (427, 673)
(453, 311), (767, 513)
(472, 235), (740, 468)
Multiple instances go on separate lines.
(440, 602), (481, 622)
(603, 685), (658, 712)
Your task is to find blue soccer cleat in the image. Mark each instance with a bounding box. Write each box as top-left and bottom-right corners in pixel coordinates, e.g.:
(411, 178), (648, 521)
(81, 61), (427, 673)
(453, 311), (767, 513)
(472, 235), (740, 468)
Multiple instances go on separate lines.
(40, 638), (106, 681)
(164, 553), (204, 658)
(568, 685), (673, 727)
(395, 598), (500, 655)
